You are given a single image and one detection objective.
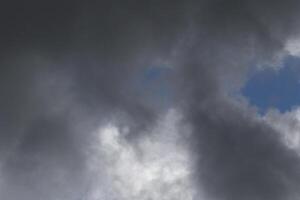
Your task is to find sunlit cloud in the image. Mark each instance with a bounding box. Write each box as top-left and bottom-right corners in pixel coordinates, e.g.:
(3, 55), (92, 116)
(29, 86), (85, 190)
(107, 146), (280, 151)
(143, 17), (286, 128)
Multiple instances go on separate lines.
(87, 109), (196, 200)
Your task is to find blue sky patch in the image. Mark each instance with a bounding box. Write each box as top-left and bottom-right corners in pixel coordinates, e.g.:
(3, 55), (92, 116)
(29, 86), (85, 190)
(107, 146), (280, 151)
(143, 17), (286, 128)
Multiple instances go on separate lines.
(242, 56), (300, 113)
(136, 65), (173, 108)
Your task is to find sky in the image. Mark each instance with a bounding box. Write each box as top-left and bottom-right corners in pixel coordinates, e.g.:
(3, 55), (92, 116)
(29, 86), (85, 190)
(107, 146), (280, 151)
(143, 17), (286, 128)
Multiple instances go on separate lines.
(243, 56), (300, 113)
(2, 1), (300, 200)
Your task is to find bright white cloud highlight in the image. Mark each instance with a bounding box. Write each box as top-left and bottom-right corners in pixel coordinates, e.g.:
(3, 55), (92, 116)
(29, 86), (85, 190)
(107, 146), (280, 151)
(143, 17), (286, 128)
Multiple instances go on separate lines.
(285, 38), (300, 57)
(264, 108), (300, 152)
(87, 109), (196, 200)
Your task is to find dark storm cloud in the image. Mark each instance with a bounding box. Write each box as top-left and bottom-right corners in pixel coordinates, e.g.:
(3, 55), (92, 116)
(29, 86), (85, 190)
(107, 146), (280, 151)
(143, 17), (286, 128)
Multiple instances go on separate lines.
(1, 0), (300, 200)
(0, 1), (187, 199)
(174, 1), (300, 200)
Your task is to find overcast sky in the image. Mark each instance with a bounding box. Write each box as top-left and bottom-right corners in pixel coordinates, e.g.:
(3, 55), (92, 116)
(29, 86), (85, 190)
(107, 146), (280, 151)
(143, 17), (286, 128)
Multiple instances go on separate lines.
(1, 1), (300, 200)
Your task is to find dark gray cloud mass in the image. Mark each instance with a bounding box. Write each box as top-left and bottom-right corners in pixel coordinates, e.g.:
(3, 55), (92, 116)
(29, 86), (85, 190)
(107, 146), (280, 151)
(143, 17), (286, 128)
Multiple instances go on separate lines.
(1, 0), (300, 200)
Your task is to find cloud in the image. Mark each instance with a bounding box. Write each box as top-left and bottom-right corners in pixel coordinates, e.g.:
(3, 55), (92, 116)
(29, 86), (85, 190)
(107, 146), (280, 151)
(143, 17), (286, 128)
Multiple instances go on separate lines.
(1, 1), (300, 200)
(264, 108), (300, 152)
(86, 109), (197, 200)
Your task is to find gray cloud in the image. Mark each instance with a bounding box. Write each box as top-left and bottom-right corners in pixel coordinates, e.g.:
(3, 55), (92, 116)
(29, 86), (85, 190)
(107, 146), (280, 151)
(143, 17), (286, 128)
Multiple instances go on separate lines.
(1, 0), (300, 200)
(174, 1), (300, 199)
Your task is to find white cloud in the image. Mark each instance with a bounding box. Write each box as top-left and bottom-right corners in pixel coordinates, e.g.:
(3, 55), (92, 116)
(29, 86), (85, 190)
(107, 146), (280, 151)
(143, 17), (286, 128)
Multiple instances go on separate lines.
(264, 108), (300, 152)
(86, 109), (196, 200)
(285, 38), (300, 57)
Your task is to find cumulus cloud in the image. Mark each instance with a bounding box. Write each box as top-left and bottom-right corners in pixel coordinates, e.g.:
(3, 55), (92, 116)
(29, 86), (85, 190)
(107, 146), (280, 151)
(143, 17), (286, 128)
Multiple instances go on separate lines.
(1, 0), (300, 200)
(264, 108), (300, 152)
(87, 109), (196, 200)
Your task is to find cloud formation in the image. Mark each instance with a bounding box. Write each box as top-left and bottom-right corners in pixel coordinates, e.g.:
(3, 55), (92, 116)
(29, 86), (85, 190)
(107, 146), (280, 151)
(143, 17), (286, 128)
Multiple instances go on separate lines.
(1, 0), (300, 200)
(87, 110), (196, 200)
